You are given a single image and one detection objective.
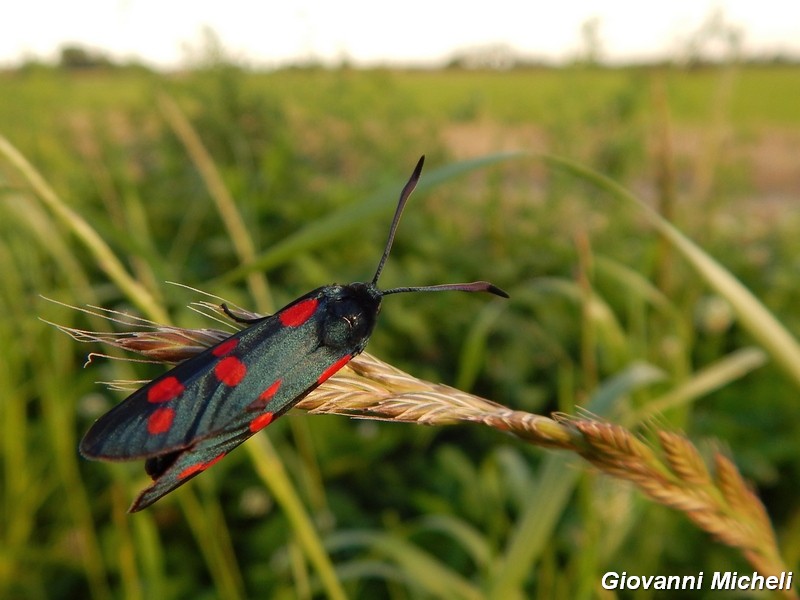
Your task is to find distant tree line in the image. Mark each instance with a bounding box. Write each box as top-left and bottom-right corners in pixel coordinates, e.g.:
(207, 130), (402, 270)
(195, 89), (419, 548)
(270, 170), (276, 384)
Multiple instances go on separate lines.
(12, 44), (151, 73)
(6, 41), (800, 75)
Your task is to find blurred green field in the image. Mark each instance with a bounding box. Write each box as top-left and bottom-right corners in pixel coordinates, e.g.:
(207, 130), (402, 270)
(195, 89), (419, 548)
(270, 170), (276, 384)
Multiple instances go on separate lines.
(1, 61), (800, 599)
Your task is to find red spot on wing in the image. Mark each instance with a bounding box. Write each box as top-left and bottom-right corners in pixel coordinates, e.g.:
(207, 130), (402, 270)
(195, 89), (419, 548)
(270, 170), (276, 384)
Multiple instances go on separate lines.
(211, 338), (239, 357)
(147, 407), (175, 434)
(317, 355), (352, 384)
(215, 356), (247, 386)
(249, 412), (275, 433)
(147, 376), (184, 403)
(279, 298), (319, 327)
(178, 452), (226, 479)
(248, 379), (282, 410)
(260, 379), (282, 400)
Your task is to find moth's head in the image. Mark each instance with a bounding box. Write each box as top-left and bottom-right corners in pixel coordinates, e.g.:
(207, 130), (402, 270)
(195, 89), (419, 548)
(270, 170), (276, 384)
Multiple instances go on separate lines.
(319, 283), (381, 352)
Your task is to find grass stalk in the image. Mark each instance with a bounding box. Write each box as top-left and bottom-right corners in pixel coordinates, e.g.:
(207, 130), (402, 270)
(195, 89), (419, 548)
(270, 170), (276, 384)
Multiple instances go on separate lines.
(0, 134), (168, 323)
(544, 153), (800, 389)
(157, 94), (273, 313)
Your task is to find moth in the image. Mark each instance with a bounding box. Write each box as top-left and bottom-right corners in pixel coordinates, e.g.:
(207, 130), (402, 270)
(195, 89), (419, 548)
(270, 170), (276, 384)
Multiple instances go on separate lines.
(80, 156), (508, 511)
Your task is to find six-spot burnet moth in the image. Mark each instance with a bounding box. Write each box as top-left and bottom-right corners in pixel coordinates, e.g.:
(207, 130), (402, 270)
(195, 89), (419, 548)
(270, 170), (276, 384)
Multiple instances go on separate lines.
(80, 155), (509, 512)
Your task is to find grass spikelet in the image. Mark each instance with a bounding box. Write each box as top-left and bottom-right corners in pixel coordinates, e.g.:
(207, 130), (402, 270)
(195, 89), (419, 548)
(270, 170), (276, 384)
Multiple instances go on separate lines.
(659, 431), (712, 485)
(305, 352), (575, 448)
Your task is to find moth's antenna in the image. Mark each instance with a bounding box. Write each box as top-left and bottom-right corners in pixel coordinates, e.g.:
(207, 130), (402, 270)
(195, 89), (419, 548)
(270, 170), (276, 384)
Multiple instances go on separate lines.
(370, 156), (509, 300)
(371, 155), (425, 286)
(382, 281), (509, 298)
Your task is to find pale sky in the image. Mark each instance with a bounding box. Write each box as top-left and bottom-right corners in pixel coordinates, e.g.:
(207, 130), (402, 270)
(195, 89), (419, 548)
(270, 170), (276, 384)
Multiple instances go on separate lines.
(2, 0), (799, 68)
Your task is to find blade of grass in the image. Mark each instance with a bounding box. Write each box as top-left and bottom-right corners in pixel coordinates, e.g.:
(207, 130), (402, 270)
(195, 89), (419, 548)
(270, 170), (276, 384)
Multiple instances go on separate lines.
(632, 346), (767, 423)
(111, 486), (144, 600)
(530, 277), (630, 369)
(544, 153), (800, 389)
(246, 434), (348, 600)
(488, 452), (581, 600)
(331, 530), (483, 600)
(178, 490), (245, 600)
(131, 505), (168, 599)
(412, 515), (493, 572)
(42, 334), (112, 600)
(0, 134), (168, 323)
(456, 300), (507, 391)
(158, 94), (273, 313)
(2, 192), (117, 599)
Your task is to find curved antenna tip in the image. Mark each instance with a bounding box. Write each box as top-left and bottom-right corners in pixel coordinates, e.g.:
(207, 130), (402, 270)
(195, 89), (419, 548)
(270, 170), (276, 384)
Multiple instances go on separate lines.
(486, 284), (510, 298)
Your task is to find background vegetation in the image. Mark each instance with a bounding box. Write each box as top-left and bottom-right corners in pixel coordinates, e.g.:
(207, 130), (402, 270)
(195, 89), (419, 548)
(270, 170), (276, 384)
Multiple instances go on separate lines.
(1, 39), (799, 599)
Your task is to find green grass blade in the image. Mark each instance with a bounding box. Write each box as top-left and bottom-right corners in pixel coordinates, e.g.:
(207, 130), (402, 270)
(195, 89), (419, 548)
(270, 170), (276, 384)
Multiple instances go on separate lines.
(412, 515), (493, 571)
(456, 300), (507, 391)
(544, 153), (800, 389)
(246, 434), (349, 600)
(178, 491), (245, 600)
(0, 134), (169, 323)
(158, 94), (273, 312)
(633, 347), (768, 422)
(331, 530), (483, 600)
(487, 452), (580, 600)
